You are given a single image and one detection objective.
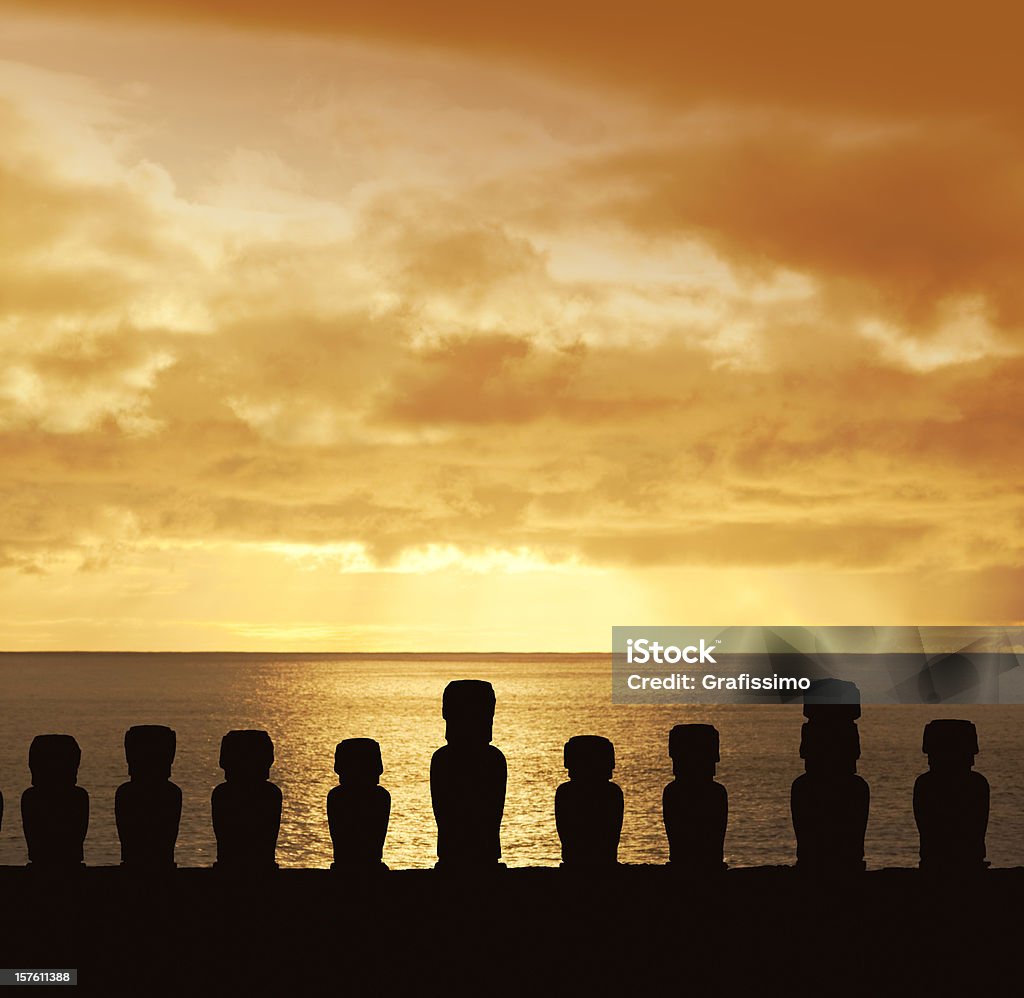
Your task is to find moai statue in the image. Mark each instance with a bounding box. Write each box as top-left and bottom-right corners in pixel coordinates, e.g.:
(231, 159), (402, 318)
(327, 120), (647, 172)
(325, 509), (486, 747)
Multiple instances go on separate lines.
(328, 738), (391, 872)
(555, 735), (623, 867)
(662, 724), (727, 873)
(913, 719), (989, 873)
(21, 734), (89, 869)
(212, 730), (282, 872)
(430, 680), (507, 869)
(115, 725), (182, 869)
(791, 680), (869, 874)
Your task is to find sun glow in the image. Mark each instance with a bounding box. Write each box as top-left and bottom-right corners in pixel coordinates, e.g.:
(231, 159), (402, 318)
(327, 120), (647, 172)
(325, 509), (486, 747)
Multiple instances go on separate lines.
(0, 6), (1021, 650)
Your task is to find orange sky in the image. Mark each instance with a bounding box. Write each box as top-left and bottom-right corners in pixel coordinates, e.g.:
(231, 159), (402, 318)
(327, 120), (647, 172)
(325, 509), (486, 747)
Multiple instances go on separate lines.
(0, 3), (1021, 649)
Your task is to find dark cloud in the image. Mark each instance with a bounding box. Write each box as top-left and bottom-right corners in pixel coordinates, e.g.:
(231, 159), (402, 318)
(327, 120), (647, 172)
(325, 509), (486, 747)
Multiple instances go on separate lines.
(6, 1), (1021, 120)
(573, 121), (1024, 331)
(0, 23), (1022, 602)
(578, 521), (937, 569)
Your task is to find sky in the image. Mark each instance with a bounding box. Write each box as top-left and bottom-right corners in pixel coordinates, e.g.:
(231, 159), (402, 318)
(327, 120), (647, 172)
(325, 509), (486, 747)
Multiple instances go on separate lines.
(0, 2), (1022, 650)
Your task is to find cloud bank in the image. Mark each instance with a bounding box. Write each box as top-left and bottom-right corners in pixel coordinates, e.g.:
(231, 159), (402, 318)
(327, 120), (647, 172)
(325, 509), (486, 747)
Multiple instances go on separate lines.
(0, 10), (1020, 646)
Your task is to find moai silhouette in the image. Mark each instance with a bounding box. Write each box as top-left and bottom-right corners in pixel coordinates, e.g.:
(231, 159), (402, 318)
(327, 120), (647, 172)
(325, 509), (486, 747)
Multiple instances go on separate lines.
(328, 738), (391, 872)
(662, 724), (727, 873)
(430, 680), (507, 869)
(555, 735), (623, 867)
(212, 730), (282, 872)
(21, 734), (89, 868)
(791, 679), (869, 874)
(913, 719), (989, 873)
(115, 725), (182, 869)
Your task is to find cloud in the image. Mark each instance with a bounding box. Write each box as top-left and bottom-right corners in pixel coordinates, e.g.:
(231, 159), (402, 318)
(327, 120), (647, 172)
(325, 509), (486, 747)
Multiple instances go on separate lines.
(577, 119), (1024, 333)
(382, 335), (591, 425)
(0, 18), (1021, 649)
(578, 521), (937, 569)
(5, 1), (1021, 121)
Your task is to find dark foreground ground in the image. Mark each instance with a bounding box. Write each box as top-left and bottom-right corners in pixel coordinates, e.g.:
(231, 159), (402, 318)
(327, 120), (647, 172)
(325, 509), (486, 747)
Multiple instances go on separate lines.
(1, 866), (1019, 995)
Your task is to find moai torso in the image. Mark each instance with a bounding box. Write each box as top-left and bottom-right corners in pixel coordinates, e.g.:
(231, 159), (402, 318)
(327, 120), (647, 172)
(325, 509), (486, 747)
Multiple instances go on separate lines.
(431, 741), (507, 865)
(914, 719), (989, 872)
(22, 734), (89, 867)
(116, 725), (182, 868)
(556, 780), (623, 866)
(791, 686), (868, 875)
(212, 730), (282, 870)
(556, 735), (622, 867)
(328, 738), (391, 869)
(791, 767), (870, 870)
(663, 724), (727, 872)
(431, 680), (507, 867)
(116, 781), (182, 867)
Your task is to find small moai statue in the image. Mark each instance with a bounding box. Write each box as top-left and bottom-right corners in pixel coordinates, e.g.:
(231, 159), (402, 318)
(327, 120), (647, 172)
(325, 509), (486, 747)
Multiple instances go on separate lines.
(430, 680), (507, 869)
(115, 725), (182, 869)
(555, 735), (623, 867)
(21, 734), (89, 869)
(212, 730), (282, 872)
(662, 724), (727, 873)
(790, 679), (869, 874)
(913, 719), (989, 873)
(328, 738), (391, 872)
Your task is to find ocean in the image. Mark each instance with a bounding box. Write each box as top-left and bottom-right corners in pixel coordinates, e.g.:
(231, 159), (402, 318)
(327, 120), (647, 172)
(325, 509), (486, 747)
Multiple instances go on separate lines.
(1, 653), (1022, 869)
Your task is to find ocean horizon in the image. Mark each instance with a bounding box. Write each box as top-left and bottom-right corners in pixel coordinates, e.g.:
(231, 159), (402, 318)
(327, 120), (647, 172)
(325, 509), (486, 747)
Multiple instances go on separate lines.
(3, 652), (1022, 870)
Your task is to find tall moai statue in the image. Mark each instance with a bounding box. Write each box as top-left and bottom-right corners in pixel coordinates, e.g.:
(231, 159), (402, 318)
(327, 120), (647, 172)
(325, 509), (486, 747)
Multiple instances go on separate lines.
(115, 725), (182, 869)
(663, 724), (727, 873)
(790, 679), (869, 874)
(430, 680), (507, 869)
(212, 730), (282, 872)
(328, 738), (391, 872)
(913, 719), (989, 873)
(555, 735), (624, 867)
(21, 734), (89, 869)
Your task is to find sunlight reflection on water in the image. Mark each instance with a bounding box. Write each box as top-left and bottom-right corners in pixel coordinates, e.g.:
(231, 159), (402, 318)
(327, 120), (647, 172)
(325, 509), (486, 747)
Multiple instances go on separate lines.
(2, 654), (1023, 869)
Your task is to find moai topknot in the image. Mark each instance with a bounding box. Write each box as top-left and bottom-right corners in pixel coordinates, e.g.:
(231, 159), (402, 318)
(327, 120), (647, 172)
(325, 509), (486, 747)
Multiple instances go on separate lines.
(663, 724), (727, 873)
(212, 730), (282, 871)
(328, 738), (391, 872)
(21, 734), (89, 868)
(115, 725), (182, 869)
(913, 719), (989, 873)
(790, 680), (869, 875)
(430, 680), (507, 869)
(555, 735), (623, 868)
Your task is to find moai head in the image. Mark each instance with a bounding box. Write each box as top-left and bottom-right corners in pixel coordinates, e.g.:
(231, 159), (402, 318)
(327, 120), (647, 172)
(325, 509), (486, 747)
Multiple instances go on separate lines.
(799, 721), (860, 775)
(29, 734), (81, 789)
(563, 735), (615, 782)
(922, 719), (978, 771)
(668, 723), (720, 780)
(802, 678), (862, 723)
(442, 680), (496, 744)
(125, 725), (176, 781)
(219, 730), (275, 782)
(334, 738), (383, 787)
